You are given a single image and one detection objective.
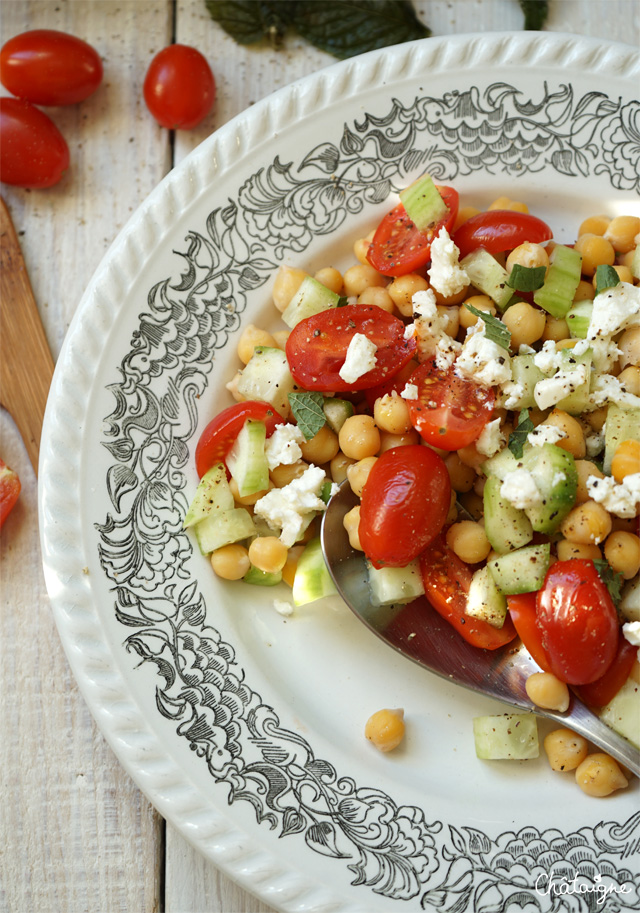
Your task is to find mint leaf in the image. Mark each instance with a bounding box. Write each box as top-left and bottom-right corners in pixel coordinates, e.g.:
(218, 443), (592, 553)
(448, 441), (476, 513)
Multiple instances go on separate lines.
(290, 1), (430, 59)
(593, 559), (625, 606)
(337, 295), (349, 307)
(204, 1), (292, 47)
(508, 410), (534, 458)
(464, 304), (511, 351)
(507, 264), (547, 292)
(595, 264), (621, 296)
(519, 0), (549, 30)
(288, 391), (326, 440)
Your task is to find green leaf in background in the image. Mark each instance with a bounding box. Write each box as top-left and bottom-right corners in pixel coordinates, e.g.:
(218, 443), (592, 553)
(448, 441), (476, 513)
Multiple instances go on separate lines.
(508, 410), (535, 458)
(519, 0), (549, 30)
(204, 1), (292, 48)
(288, 391), (326, 440)
(595, 263), (621, 296)
(289, 1), (430, 59)
(464, 304), (511, 351)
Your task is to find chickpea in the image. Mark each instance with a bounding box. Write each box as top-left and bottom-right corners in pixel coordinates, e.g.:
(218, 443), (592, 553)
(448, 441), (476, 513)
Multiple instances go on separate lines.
(573, 233), (615, 277)
(438, 304), (460, 337)
(271, 329), (290, 350)
(314, 266), (343, 294)
(573, 279), (595, 303)
(578, 214), (610, 237)
(604, 531), (640, 579)
(444, 452), (476, 492)
(453, 205), (480, 231)
(611, 439), (640, 482)
(387, 274), (429, 317)
(618, 326), (640, 368)
(456, 442), (486, 471)
(343, 505), (363, 551)
(575, 460), (604, 504)
(575, 753), (628, 797)
(364, 708), (405, 752)
(604, 215), (640, 253)
(446, 489), (459, 523)
(237, 324), (277, 364)
(229, 478), (270, 506)
(226, 371), (246, 403)
(281, 544), (305, 588)
(353, 231), (375, 265)
(248, 536), (288, 574)
(459, 294), (495, 330)
(458, 489), (484, 520)
(330, 452), (356, 484)
(343, 263), (386, 297)
(590, 264), (633, 287)
(378, 430), (420, 452)
(525, 672), (570, 712)
(556, 539), (602, 562)
(432, 284), (469, 307)
(543, 409), (585, 459)
(357, 286), (395, 313)
(559, 500), (612, 545)
(502, 301), (546, 349)
(373, 392), (412, 434)
(542, 315), (570, 342)
(487, 196), (528, 213)
(506, 241), (549, 272)
(272, 265), (307, 312)
(446, 520), (491, 564)
(300, 424), (339, 465)
(584, 406), (607, 432)
(618, 365), (640, 397)
(269, 460), (308, 487)
(338, 414), (381, 460)
(347, 456), (377, 497)
(210, 544), (251, 580)
(543, 728), (589, 771)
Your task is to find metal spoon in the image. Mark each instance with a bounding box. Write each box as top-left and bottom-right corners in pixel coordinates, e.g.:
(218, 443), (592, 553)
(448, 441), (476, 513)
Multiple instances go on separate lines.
(320, 482), (640, 776)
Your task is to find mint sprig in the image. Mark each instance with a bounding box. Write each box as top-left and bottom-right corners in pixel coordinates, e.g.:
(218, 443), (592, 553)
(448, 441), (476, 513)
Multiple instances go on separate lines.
(508, 410), (535, 458)
(593, 559), (625, 606)
(595, 264), (621, 296)
(464, 304), (511, 351)
(507, 264), (547, 292)
(288, 391), (326, 440)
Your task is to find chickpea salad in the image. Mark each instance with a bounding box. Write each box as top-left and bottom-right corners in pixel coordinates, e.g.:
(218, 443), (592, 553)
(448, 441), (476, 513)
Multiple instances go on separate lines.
(186, 176), (640, 797)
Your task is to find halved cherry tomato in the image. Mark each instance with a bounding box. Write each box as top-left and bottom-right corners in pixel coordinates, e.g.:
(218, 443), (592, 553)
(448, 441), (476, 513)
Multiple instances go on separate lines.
(536, 559), (619, 686)
(195, 401), (279, 478)
(0, 97), (69, 188)
(420, 536), (518, 650)
(406, 359), (495, 451)
(285, 305), (416, 393)
(507, 592), (552, 672)
(359, 446), (450, 568)
(366, 186), (459, 277)
(573, 633), (637, 708)
(452, 210), (552, 260)
(0, 458), (21, 530)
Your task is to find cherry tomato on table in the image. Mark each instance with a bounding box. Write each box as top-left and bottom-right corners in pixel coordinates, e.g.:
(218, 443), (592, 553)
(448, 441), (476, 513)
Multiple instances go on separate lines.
(285, 305), (416, 393)
(0, 29), (102, 105)
(0, 97), (69, 188)
(144, 44), (216, 130)
(359, 445), (451, 568)
(0, 459), (21, 530)
(366, 186), (459, 277)
(420, 536), (518, 650)
(406, 358), (495, 451)
(452, 210), (553, 260)
(536, 559), (619, 686)
(195, 401), (279, 478)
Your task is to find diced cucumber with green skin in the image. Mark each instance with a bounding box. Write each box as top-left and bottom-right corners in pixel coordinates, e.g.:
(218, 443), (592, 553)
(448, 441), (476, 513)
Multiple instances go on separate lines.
(399, 174), (448, 232)
(510, 354), (545, 410)
(194, 508), (256, 555)
(465, 565), (508, 628)
(604, 404), (640, 473)
(600, 677), (640, 749)
(483, 475), (533, 553)
(281, 276), (341, 328)
(555, 347), (592, 415)
(520, 443), (578, 534)
(481, 447), (519, 482)
(236, 346), (298, 417)
(366, 559), (425, 607)
(473, 714), (539, 760)
(566, 300), (593, 338)
(620, 577), (640, 623)
(243, 565), (282, 586)
(183, 462), (234, 528)
(488, 543), (551, 595)
(226, 419), (269, 497)
(323, 397), (354, 433)
(533, 245), (582, 318)
(292, 536), (337, 606)
(460, 248), (513, 310)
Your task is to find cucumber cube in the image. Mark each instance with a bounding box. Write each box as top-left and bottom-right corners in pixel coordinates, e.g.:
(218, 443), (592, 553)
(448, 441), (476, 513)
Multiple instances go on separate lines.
(183, 462), (234, 528)
(488, 543), (551, 595)
(366, 559), (425, 607)
(465, 565), (508, 628)
(473, 714), (539, 760)
(194, 508), (256, 555)
(226, 419), (269, 497)
(292, 537), (337, 606)
(460, 248), (513, 311)
(282, 276), (341, 328)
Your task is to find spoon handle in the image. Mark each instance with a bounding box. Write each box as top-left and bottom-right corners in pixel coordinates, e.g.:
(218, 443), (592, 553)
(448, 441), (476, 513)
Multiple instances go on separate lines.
(0, 197), (55, 474)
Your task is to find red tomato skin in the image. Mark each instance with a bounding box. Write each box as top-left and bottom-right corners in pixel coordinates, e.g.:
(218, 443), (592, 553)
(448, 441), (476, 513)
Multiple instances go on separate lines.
(452, 210), (553, 260)
(507, 592), (552, 672)
(285, 305), (417, 393)
(367, 186), (459, 277)
(0, 459), (21, 530)
(535, 559), (619, 686)
(143, 44), (215, 130)
(359, 446), (451, 568)
(0, 98), (69, 188)
(407, 359), (495, 451)
(420, 536), (518, 650)
(0, 30), (102, 105)
(574, 633), (637, 708)
(195, 401), (279, 478)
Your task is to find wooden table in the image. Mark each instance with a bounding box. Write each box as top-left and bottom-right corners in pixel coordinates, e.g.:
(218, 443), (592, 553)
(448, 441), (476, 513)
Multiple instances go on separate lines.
(1, 2), (637, 911)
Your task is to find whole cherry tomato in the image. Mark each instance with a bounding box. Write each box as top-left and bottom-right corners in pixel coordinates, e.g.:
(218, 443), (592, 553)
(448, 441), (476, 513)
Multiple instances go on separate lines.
(367, 186), (459, 277)
(285, 305), (416, 393)
(0, 97), (69, 188)
(143, 44), (215, 130)
(195, 401), (279, 478)
(452, 210), (552, 260)
(0, 29), (102, 105)
(0, 459), (21, 530)
(406, 358), (495, 451)
(359, 445), (451, 568)
(536, 559), (619, 685)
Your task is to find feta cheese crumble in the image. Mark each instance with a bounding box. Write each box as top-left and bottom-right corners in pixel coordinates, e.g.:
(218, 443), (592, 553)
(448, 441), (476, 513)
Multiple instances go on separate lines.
(339, 333), (378, 384)
(533, 364), (589, 411)
(586, 472), (640, 518)
(476, 418), (506, 457)
(622, 620), (640, 661)
(587, 282), (640, 340)
(455, 323), (511, 387)
(500, 468), (544, 510)
(588, 374), (640, 410)
(254, 465), (328, 546)
(411, 289), (462, 369)
(401, 383), (419, 400)
(273, 599), (294, 617)
(427, 227), (469, 297)
(527, 423), (568, 447)
(265, 423), (305, 470)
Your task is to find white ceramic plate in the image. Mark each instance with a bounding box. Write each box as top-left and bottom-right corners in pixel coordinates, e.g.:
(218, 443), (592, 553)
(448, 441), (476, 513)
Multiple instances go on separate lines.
(40, 33), (640, 913)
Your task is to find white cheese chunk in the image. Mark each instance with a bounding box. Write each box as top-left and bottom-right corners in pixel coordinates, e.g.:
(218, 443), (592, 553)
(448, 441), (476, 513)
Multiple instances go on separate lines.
(588, 374), (640, 410)
(527, 423), (568, 447)
(586, 472), (640, 518)
(455, 323), (511, 387)
(264, 423), (305, 470)
(533, 364), (589, 410)
(428, 227), (469, 297)
(476, 418), (506, 457)
(338, 333), (378, 384)
(533, 340), (562, 375)
(273, 599), (294, 617)
(500, 468), (544, 510)
(497, 381), (527, 411)
(254, 465), (327, 546)
(411, 288), (462, 367)
(587, 282), (640, 340)
(401, 382), (419, 400)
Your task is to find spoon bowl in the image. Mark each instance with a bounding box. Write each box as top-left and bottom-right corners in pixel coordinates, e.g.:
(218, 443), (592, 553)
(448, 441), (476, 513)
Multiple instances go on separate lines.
(321, 482), (640, 776)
